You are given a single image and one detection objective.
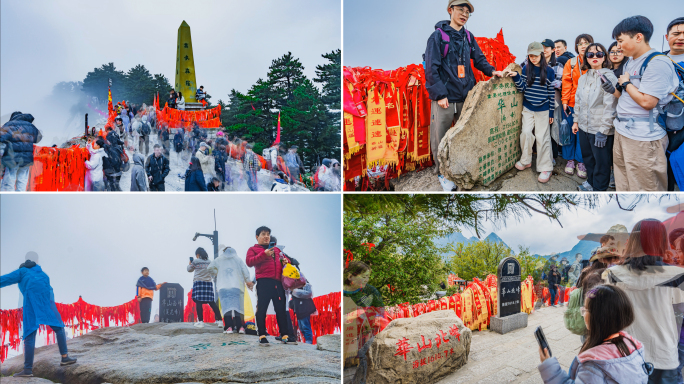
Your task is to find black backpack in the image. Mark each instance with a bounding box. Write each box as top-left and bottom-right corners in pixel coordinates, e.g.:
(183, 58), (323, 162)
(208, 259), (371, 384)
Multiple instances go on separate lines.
(104, 144), (123, 172)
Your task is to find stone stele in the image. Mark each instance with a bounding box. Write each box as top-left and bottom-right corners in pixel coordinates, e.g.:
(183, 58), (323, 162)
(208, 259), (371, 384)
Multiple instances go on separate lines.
(354, 310), (472, 384)
(438, 63), (524, 190)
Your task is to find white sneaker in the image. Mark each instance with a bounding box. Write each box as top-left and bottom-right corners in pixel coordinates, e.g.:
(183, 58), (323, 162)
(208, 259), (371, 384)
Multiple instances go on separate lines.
(538, 171), (551, 183)
(438, 175), (456, 191)
(193, 321), (204, 328)
(577, 181), (593, 191)
(223, 330), (230, 334)
(216, 321), (223, 327)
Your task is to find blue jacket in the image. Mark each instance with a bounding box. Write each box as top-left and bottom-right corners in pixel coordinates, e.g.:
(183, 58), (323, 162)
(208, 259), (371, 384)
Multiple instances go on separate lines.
(424, 21), (495, 103)
(184, 169), (207, 191)
(1, 262), (64, 338)
(0, 113), (42, 168)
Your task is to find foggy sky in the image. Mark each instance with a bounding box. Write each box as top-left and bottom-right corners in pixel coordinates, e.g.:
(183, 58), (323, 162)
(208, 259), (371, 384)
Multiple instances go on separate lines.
(462, 195), (678, 256)
(0, 194), (342, 314)
(0, 0), (340, 141)
(343, 0), (677, 69)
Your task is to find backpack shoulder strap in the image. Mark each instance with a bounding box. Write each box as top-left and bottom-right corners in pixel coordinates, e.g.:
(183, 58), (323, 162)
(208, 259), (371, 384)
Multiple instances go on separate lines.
(571, 57), (577, 69)
(436, 28), (450, 58)
(637, 52), (665, 78)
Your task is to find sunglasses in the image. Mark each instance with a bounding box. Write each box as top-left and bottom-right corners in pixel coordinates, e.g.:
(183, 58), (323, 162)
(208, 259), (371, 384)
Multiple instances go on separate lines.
(586, 52), (606, 59)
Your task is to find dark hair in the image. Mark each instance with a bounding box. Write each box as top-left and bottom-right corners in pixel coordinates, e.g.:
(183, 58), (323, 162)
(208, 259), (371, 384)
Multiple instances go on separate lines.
(200, 85), (204, 88)
(554, 39), (567, 47)
(574, 34), (594, 54)
(581, 43), (611, 71)
(667, 17), (684, 35)
(525, 53), (549, 87)
(95, 138), (105, 148)
(600, 234), (615, 245)
(669, 228), (684, 248)
(607, 42), (627, 68)
(178, 91), (183, 98)
(189, 156), (202, 172)
(581, 285), (635, 356)
(270, 236), (277, 244)
(141, 267), (149, 273)
(211, 177), (220, 183)
(612, 16), (654, 43)
(195, 247), (209, 260)
(255, 226), (271, 237)
(153, 144), (161, 149)
(344, 260), (371, 285)
(580, 267), (606, 297)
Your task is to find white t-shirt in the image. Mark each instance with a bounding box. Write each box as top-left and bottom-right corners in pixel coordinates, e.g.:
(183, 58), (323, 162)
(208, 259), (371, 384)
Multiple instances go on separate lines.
(669, 52), (684, 64)
(614, 49), (678, 141)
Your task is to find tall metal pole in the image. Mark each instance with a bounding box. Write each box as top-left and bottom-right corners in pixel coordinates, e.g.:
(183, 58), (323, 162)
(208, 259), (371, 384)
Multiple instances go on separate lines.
(213, 209), (218, 259)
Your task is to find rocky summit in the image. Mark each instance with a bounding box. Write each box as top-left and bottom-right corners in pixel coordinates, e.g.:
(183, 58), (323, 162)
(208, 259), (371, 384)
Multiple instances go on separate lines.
(0, 322), (340, 384)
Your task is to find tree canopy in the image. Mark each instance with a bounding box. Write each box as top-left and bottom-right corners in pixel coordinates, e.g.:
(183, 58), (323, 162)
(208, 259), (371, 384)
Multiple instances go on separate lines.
(221, 51), (341, 169)
(82, 63), (171, 106)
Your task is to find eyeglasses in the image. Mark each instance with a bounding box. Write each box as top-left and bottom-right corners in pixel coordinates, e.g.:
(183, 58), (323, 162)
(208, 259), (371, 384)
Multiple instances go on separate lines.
(586, 52), (606, 59)
(609, 50), (623, 56)
(578, 42), (590, 47)
(451, 6), (471, 17)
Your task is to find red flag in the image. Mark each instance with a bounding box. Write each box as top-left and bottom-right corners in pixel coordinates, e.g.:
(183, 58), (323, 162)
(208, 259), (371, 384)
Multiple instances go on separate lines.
(107, 86), (113, 113)
(273, 112), (281, 145)
(251, 103), (256, 111)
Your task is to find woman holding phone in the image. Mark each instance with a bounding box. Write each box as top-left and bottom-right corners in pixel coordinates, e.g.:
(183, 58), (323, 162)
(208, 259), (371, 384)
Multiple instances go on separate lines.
(571, 43), (619, 191)
(188, 247), (222, 328)
(537, 285), (650, 383)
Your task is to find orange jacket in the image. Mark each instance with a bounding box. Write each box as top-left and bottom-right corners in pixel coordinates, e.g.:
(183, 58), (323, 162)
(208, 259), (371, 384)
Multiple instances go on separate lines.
(137, 284), (161, 300)
(561, 56), (587, 108)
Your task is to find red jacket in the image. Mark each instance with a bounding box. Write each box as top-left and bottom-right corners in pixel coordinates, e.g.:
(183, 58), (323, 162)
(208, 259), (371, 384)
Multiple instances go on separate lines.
(246, 244), (291, 280)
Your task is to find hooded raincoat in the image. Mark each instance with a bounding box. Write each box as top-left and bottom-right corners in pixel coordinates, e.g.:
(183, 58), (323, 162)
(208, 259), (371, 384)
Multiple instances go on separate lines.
(130, 153), (148, 191)
(0, 262), (64, 338)
(603, 264), (684, 369)
(207, 247), (251, 316)
(84, 142), (106, 190)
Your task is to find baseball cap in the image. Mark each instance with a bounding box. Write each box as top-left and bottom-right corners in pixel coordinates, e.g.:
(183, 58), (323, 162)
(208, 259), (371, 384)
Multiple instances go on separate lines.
(527, 42), (544, 56)
(447, 0), (474, 13)
(541, 39), (555, 48)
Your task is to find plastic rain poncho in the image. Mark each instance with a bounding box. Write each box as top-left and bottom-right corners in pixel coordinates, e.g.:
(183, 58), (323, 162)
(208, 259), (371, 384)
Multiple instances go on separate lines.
(207, 247), (251, 315)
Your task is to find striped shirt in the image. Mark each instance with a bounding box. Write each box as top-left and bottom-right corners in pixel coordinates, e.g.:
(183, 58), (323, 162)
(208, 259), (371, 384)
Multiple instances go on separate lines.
(513, 65), (555, 117)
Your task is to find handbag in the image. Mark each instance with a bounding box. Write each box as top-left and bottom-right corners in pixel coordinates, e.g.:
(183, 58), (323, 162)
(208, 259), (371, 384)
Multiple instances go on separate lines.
(282, 263), (306, 290)
(559, 108), (573, 146)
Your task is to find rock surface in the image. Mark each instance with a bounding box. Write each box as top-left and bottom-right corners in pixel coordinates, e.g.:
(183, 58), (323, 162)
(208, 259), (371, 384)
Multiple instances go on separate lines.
(0, 323), (340, 384)
(390, 165), (443, 191)
(353, 310), (471, 384)
(439, 63), (524, 190)
(317, 334), (341, 353)
(0, 378), (58, 384)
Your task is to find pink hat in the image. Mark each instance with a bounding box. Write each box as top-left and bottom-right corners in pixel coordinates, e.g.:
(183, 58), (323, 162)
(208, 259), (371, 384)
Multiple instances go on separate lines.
(217, 131), (224, 136)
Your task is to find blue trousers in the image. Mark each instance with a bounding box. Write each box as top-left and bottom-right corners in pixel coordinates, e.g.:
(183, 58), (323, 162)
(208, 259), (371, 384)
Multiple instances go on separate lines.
(298, 316), (313, 344)
(561, 107), (583, 163)
(24, 326), (68, 371)
(549, 286), (557, 305)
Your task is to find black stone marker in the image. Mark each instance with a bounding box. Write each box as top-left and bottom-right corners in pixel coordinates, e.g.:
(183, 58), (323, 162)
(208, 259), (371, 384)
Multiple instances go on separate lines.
(159, 283), (185, 323)
(497, 257), (521, 318)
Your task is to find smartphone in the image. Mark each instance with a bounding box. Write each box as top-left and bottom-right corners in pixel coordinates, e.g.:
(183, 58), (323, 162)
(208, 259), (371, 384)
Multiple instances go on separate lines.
(269, 241), (276, 249)
(189, 257), (194, 262)
(534, 326), (552, 357)
(597, 71), (608, 84)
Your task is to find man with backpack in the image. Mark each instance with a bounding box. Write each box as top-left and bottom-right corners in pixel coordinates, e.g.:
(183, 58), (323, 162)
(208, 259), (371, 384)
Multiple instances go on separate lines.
(139, 116), (151, 155)
(0, 111), (42, 191)
(103, 127), (124, 191)
(612, 15), (681, 191)
(665, 17), (684, 191)
(145, 144), (170, 191)
(547, 264), (561, 307)
(284, 145), (305, 184)
(424, 0), (505, 191)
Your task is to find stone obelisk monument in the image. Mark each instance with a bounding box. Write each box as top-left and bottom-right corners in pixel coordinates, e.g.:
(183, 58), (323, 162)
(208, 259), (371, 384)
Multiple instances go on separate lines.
(175, 21), (197, 102)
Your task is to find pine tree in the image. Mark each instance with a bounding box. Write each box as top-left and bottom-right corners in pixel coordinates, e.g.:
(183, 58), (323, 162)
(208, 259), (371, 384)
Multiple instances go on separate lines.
(82, 63), (126, 102)
(314, 49), (341, 110)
